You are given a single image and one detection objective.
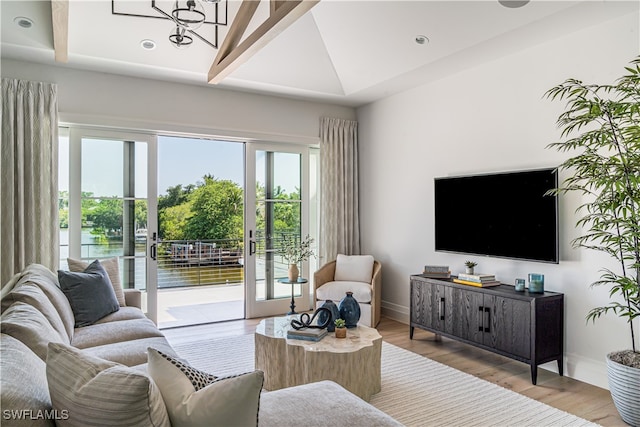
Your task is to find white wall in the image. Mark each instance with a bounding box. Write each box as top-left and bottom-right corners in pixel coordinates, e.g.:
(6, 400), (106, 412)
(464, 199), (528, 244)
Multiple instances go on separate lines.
(357, 11), (639, 389)
(1, 59), (356, 144)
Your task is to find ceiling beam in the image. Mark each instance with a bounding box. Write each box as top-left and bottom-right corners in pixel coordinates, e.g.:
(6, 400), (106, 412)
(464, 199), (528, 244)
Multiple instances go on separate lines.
(51, 0), (69, 63)
(208, 0), (319, 84)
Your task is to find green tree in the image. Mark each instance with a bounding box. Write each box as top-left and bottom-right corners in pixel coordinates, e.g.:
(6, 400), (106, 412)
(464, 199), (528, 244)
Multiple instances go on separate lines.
(185, 176), (243, 241)
(159, 202), (192, 240)
(91, 199), (122, 232)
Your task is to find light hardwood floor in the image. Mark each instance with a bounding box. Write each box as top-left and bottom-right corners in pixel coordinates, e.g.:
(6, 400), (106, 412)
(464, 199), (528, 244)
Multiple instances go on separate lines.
(162, 316), (627, 426)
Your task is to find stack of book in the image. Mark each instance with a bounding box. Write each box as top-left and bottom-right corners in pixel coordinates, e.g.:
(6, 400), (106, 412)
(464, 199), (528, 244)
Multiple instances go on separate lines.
(286, 328), (327, 342)
(423, 265), (451, 279)
(453, 273), (501, 287)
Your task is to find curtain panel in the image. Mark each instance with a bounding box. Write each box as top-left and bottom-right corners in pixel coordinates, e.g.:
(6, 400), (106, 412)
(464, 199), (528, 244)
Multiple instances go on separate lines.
(1, 78), (59, 285)
(319, 117), (360, 262)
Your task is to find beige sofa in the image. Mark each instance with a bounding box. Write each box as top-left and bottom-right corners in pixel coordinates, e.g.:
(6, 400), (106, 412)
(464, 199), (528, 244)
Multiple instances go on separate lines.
(0, 264), (401, 427)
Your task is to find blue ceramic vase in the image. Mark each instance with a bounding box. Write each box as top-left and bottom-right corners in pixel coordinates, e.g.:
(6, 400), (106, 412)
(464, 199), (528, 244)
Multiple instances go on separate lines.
(318, 300), (340, 332)
(339, 291), (360, 328)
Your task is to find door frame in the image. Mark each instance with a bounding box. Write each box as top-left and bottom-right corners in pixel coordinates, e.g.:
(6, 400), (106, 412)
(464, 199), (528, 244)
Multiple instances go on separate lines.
(244, 142), (311, 318)
(67, 127), (159, 323)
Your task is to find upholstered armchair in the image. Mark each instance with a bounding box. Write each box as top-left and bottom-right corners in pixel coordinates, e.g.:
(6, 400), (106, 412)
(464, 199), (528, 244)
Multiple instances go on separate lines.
(313, 255), (382, 328)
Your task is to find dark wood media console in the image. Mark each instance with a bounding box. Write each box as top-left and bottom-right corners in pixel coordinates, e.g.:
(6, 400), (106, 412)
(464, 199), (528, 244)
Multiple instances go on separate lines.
(409, 274), (564, 384)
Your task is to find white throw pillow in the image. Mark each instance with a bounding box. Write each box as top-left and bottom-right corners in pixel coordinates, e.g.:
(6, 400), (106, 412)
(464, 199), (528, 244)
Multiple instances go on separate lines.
(334, 254), (375, 283)
(46, 342), (170, 427)
(147, 347), (264, 427)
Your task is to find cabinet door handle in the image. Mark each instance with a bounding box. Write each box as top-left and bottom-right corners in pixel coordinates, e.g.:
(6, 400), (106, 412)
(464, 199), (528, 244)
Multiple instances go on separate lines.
(478, 306), (484, 331)
(439, 297), (445, 320)
(484, 307), (491, 333)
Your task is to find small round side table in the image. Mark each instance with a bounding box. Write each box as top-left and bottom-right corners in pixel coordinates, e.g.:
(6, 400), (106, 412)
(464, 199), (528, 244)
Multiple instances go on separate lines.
(276, 277), (308, 315)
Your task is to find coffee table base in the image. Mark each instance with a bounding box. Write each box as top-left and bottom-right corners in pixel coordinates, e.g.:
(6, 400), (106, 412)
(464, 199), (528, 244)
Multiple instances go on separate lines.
(255, 318), (381, 401)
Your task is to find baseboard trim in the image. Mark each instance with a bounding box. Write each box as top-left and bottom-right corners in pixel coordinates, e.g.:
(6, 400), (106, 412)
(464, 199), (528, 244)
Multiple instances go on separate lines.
(381, 300), (409, 325)
(564, 351), (609, 390)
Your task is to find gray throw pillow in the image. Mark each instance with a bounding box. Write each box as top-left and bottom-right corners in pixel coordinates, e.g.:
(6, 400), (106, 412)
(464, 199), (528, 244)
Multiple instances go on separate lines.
(58, 260), (119, 327)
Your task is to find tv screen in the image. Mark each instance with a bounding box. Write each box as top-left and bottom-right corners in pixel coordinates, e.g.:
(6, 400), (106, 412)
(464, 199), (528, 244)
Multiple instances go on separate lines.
(434, 168), (559, 263)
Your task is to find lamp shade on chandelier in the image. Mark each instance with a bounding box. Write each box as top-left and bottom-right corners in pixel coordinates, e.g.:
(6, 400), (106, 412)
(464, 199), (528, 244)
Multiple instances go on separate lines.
(171, 0), (205, 30)
(169, 25), (193, 49)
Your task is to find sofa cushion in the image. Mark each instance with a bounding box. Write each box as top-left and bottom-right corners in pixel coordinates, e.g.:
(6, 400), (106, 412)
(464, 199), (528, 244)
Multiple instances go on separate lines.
(58, 260), (120, 327)
(72, 318), (165, 349)
(1, 282), (71, 342)
(148, 347), (263, 427)
(259, 380), (402, 426)
(1, 264), (75, 340)
(1, 302), (67, 360)
(46, 342), (170, 427)
(68, 257), (126, 307)
(94, 306), (147, 324)
(83, 336), (178, 367)
(0, 334), (54, 427)
(316, 281), (372, 304)
(334, 254), (374, 283)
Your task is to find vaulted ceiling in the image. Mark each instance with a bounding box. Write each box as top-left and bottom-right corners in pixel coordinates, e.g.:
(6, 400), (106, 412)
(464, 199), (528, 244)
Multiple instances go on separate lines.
(1, 1), (637, 107)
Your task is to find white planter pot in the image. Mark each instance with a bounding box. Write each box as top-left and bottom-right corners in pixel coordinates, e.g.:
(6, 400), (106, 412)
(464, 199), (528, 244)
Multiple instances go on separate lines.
(606, 353), (640, 426)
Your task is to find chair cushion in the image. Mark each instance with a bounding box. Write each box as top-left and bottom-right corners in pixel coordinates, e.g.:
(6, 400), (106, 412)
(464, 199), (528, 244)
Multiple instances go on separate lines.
(148, 347), (263, 427)
(68, 257), (126, 307)
(0, 334), (54, 427)
(334, 254), (374, 283)
(46, 342), (170, 427)
(316, 281), (372, 304)
(58, 260), (120, 327)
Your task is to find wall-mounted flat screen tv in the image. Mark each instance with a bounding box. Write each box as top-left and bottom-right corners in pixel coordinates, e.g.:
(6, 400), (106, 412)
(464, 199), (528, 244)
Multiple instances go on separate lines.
(434, 168), (559, 263)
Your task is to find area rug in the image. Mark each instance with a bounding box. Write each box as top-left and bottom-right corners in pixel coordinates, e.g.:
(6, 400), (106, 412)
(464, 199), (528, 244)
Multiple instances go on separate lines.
(174, 334), (598, 427)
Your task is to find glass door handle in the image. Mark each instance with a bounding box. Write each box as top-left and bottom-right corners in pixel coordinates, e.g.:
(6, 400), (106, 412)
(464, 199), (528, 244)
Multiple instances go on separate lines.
(249, 240), (256, 256)
(150, 244), (157, 261)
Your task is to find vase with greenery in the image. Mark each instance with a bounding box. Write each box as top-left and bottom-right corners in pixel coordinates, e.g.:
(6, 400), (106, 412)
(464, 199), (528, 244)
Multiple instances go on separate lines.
(280, 234), (315, 282)
(546, 56), (639, 425)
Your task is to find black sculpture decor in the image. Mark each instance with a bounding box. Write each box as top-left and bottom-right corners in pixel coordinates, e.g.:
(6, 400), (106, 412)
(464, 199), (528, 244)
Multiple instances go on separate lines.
(290, 308), (331, 330)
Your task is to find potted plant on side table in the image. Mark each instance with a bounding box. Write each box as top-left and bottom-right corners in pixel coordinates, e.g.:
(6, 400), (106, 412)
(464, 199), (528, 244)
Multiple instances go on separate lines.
(334, 318), (347, 338)
(546, 56), (640, 426)
(280, 234), (315, 282)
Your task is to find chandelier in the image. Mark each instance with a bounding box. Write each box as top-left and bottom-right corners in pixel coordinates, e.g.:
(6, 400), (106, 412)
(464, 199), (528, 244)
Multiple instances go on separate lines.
(112, 0), (228, 49)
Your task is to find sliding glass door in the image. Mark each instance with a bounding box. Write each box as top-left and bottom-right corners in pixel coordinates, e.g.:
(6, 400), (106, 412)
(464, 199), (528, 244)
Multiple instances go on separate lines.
(61, 127), (317, 324)
(64, 128), (158, 321)
(244, 143), (313, 318)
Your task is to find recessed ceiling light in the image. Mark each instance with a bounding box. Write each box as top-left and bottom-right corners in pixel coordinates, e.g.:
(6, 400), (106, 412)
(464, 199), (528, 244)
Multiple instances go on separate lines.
(140, 39), (157, 50)
(14, 17), (34, 29)
(498, 0), (530, 8)
(415, 35), (429, 45)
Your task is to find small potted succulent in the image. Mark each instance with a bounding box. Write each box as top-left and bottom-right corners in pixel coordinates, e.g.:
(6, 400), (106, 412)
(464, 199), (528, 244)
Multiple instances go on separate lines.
(464, 261), (477, 274)
(334, 318), (347, 338)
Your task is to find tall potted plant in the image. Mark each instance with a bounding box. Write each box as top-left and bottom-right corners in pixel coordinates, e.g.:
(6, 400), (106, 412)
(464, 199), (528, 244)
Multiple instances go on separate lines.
(546, 56), (640, 425)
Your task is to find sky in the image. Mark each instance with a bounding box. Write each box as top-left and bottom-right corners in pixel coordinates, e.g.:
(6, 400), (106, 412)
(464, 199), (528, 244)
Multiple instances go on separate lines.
(59, 135), (300, 197)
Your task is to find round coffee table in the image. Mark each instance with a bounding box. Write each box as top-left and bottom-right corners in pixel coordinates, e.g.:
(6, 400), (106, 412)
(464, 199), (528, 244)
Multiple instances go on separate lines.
(255, 316), (382, 401)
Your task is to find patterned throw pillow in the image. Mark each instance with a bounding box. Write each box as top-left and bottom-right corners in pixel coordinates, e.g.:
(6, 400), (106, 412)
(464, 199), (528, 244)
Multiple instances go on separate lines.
(147, 347), (264, 427)
(152, 349), (217, 391)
